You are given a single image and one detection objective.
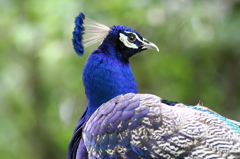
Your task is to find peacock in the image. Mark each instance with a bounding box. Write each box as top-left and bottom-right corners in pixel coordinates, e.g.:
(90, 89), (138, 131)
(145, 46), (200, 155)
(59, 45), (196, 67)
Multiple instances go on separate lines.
(68, 12), (240, 159)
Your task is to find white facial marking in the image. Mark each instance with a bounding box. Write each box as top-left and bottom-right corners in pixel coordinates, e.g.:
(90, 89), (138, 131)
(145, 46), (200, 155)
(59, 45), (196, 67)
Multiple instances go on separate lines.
(119, 33), (138, 49)
(119, 31), (145, 49)
(125, 31), (145, 43)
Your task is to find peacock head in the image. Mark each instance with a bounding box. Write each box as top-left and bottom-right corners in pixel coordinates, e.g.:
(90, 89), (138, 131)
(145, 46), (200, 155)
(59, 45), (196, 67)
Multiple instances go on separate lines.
(72, 12), (159, 60)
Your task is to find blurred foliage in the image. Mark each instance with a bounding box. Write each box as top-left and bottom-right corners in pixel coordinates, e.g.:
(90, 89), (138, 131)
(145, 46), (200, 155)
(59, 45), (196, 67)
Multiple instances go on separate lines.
(0, 0), (240, 158)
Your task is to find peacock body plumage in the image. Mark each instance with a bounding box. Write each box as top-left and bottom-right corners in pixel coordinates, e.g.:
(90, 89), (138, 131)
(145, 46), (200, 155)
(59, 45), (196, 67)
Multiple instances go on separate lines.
(68, 12), (240, 159)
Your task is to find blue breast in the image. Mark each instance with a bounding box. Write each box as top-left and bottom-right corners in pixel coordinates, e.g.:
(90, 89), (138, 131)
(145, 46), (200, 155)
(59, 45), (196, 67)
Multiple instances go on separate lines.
(83, 50), (138, 117)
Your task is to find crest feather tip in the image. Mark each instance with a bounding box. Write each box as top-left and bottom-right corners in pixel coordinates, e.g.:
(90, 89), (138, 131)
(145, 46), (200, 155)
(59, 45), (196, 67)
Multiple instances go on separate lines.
(73, 12), (86, 56)
(72, 12), (111, 56)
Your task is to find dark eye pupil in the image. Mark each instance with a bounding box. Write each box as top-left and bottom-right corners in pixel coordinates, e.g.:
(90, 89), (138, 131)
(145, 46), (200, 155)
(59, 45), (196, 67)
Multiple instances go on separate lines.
(128, 33), (136, 42)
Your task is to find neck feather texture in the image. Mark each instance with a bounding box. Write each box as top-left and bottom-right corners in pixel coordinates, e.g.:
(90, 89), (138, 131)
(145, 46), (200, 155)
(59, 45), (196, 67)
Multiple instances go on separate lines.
(83, 49), (138, 117)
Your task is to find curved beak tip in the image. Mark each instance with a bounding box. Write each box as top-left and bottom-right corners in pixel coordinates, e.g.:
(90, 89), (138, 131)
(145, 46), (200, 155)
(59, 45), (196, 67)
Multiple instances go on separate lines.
(142, 38), (159, 52)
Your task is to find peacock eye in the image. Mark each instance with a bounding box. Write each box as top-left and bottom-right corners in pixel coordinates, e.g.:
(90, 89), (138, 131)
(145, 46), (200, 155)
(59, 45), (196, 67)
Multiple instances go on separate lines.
(127, 33), (136, 43)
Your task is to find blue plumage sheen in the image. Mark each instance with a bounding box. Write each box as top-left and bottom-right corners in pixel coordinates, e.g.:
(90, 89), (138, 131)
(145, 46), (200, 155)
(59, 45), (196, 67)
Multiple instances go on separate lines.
(68, 12), (240, 159)
(188, 105), (240, 134)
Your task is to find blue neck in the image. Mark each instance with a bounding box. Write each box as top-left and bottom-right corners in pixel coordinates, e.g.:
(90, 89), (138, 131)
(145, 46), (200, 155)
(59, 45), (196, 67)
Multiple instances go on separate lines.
(83, 48), (138, 117)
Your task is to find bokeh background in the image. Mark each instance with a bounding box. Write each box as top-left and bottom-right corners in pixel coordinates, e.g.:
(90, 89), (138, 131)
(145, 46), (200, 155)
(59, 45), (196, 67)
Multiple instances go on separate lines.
(1, 0), (240, 158)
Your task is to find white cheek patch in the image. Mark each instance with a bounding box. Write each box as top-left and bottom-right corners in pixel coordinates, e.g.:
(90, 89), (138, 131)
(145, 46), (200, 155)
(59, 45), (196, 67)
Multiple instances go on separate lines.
(119, 31), (145, 49)
(119, 33), (138, 49)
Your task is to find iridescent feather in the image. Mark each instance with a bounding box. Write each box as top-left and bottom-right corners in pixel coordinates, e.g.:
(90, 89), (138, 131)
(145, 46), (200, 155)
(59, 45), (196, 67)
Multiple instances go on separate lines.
(69, 12), (240, 159)
(83, 93), (240, 159)
(72, 13), (110, 56)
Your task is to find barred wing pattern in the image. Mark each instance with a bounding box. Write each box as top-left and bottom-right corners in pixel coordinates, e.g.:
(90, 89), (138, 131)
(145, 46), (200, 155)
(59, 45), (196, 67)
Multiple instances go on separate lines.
(83, 93), (240, 159)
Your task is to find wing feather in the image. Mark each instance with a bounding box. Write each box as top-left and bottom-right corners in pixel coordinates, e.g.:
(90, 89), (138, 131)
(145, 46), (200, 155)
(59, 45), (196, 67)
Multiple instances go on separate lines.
(83, 93), (240, 159)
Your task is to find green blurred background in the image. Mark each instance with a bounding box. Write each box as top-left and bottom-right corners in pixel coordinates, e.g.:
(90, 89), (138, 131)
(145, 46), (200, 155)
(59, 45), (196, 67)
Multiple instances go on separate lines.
(1, 0), (240, 158)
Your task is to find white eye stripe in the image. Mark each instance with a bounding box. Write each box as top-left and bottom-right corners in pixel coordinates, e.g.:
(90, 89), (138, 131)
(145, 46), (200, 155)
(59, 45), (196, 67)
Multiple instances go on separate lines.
(119, 31), (144, 49)
(119, 33), (138, 49)
(124, 31), (145, 43)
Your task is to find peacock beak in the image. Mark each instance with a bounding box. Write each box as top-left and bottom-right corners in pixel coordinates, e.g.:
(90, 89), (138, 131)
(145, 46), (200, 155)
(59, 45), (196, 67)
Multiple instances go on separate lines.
(141, 38), (159, 52)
